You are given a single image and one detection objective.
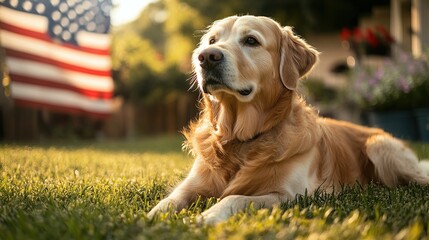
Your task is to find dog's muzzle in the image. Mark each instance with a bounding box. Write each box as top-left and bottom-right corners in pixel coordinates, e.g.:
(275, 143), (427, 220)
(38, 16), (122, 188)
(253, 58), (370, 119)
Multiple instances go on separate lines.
(198, 47), (253, 96)
(198, 47), (226, 93)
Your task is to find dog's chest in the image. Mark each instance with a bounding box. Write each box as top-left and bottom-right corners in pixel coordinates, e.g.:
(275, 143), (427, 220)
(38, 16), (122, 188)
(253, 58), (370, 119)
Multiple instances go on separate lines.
(217, 142), (320, 197)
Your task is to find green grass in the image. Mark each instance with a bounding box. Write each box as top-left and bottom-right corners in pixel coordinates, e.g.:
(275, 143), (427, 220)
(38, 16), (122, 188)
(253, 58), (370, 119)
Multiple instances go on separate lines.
(1, 136), (429, 239)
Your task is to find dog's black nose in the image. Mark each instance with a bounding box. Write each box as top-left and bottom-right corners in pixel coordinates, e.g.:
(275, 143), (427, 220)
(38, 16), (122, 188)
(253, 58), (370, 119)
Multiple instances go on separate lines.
(198, 48), (224, 69)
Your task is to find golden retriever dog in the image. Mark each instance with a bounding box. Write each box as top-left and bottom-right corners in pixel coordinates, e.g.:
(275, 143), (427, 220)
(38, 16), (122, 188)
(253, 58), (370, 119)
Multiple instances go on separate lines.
(148, 15), (429, 224)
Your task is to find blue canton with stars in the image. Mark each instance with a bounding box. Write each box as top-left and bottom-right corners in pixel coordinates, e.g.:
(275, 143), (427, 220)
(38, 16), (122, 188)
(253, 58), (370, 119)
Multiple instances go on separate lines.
(0, 0), (112, 46)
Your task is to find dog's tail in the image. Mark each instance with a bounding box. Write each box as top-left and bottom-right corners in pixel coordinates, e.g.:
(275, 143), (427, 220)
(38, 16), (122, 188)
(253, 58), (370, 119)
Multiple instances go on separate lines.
(418, 160), (429, 176)
(366, 135), (429, 186)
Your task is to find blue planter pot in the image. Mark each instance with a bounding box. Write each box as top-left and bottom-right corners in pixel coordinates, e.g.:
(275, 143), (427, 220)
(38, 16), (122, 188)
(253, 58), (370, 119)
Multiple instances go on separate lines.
(368, 110), (419, 140)
(414, 108), (429, 142)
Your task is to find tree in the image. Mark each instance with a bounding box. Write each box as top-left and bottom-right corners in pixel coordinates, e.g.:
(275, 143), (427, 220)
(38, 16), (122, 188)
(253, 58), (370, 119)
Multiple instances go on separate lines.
(111, 0), (205, 103)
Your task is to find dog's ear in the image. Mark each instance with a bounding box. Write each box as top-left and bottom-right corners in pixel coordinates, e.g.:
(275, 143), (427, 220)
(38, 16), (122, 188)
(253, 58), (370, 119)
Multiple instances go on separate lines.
(279, 27), (319, 90)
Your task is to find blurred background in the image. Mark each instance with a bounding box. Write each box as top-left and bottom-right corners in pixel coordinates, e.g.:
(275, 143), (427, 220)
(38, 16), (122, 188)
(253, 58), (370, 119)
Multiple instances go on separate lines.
(1, 0), (428, 142)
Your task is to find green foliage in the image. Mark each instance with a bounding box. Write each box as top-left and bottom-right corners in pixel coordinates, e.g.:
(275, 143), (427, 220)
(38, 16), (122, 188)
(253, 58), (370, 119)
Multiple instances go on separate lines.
(111, 0), (204, 104)
(348, 49), (429, 111)
(1, 137), (429, 239)
(126, 64), (190, 104)
(302, 78), (338, 104)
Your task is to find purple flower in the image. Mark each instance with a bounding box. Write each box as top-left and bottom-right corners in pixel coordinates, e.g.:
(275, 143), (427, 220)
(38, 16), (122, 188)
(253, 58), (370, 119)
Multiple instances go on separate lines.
(368, 77), (378, 86)
(397, 77), (410, 93)
(407, 63), (417, 74)
(398, 50), (412, 64)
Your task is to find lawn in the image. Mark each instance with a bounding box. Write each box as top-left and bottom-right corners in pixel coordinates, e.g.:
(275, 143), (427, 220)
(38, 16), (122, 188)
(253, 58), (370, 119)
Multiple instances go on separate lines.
(1, 135), (429, 239)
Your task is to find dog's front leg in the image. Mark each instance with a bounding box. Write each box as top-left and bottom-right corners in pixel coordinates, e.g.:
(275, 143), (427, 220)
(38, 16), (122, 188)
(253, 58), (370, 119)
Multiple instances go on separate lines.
(147, 158), (208, 219)
(147, 176), (198, 219)
(199, 193), (282, 225)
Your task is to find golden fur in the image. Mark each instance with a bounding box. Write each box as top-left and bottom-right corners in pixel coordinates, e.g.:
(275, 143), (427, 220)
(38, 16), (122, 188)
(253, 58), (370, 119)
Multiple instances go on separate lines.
(148, 15), (429, 224)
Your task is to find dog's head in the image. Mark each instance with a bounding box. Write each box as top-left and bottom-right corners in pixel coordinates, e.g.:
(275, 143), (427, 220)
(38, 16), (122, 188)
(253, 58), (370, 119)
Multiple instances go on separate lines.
(192, 15), (319, 103)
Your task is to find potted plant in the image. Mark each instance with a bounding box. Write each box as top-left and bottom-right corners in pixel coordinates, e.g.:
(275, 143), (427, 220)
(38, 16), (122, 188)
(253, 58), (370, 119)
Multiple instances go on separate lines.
(347, 49), (429, 141)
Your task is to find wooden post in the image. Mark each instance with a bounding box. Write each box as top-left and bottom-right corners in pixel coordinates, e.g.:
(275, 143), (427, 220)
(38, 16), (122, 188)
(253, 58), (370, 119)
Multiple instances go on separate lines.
(0, 46), (16, 141)
(411, 0), (429, 57)
(1, 44), (39, 141)
(124, 101), (135, 139)
(390, 0), (403, 45)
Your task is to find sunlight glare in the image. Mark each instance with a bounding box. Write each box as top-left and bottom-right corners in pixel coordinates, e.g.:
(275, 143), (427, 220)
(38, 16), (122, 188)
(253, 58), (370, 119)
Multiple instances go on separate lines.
(111, 0), (154, 26)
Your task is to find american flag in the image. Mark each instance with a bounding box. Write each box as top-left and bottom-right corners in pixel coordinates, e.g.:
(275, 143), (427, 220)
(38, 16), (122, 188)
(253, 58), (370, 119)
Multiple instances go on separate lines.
(0, 0), (115, 118)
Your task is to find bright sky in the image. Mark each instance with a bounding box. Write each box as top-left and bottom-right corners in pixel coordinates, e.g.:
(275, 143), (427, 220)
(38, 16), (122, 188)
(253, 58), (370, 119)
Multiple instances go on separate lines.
(111, 0), (154, 26)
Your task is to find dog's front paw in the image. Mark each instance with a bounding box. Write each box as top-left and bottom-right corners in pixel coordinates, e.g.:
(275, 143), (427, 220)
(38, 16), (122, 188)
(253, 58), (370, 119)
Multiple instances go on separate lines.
(147, 198), (177, 220)
(197, 208), (231, 225)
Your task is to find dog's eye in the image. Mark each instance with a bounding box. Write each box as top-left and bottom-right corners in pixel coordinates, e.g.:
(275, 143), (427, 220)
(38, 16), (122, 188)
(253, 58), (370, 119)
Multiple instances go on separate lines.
(244, 36), (259, 46)
(209, 38), (216, 45)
